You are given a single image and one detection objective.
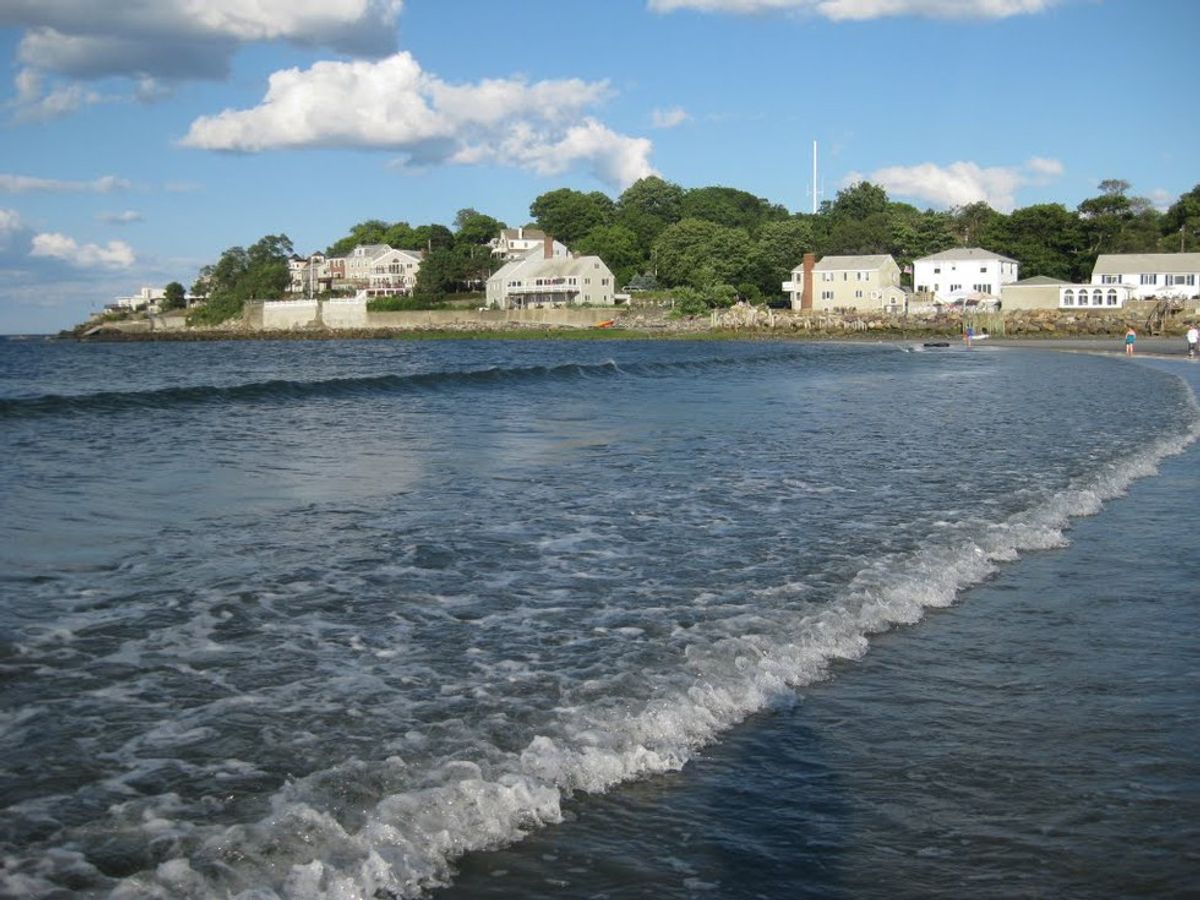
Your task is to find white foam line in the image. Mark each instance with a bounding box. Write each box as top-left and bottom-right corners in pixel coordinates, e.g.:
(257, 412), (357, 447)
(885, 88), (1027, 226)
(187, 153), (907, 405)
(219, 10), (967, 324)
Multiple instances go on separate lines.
(117, 377), (1200, 900)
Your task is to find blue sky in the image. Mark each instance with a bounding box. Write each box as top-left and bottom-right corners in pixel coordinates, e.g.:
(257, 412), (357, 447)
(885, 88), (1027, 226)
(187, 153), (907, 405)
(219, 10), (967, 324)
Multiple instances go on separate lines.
(1, 0), (1196, 333)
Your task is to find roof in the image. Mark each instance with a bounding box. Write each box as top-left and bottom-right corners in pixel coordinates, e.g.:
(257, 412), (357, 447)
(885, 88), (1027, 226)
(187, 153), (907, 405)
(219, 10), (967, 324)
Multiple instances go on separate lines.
(1093, 252), (1200, 274)
(490, 254), (611, 282)
(812, 254), (896, 271)
(1013, 275), (1068, 285)
(915, 247), (1016, 264)
(498, 227), (547, 241)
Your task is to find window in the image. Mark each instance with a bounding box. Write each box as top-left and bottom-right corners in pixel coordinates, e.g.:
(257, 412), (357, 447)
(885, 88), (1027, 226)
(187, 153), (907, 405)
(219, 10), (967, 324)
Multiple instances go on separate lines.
(1140, 273), (1157, 285)
(973, 283), (992, 294)
(821, 290), (834, 300)
(933, 267), (941, 274)
(1101, 274), (1121, 284)
(1063, 290), (1074, 306)
(980, 266), (988, 273)
(1107, 289), (1119, 306)
(822, 272), (833, 282)
(949, 284), (962, 292)
(855, 290), (863, 298)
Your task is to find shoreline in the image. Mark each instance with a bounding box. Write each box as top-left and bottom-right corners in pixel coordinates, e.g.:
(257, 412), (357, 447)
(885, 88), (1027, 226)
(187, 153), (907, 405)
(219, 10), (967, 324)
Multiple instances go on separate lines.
(51, 327), (1200, 357)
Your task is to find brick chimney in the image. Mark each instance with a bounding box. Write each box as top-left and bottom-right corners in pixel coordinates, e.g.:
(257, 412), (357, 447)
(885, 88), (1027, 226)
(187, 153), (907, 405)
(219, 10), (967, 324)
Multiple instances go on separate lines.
(544, 234), (554, 260)
(801, 252), (815, 310)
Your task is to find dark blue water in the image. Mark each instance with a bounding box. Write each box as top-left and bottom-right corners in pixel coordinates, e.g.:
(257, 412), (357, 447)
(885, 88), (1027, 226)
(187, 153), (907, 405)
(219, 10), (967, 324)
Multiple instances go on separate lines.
(1, 337), (1197, 898)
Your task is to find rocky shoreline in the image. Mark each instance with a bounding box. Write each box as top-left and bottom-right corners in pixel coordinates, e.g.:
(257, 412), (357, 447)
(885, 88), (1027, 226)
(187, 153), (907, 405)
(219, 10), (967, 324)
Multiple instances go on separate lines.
(66, 304), (1199, 347)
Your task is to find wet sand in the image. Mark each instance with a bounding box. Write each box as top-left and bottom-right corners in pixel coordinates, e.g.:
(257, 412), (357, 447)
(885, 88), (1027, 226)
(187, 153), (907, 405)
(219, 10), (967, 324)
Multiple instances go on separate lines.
(991, 336), (1195, 357)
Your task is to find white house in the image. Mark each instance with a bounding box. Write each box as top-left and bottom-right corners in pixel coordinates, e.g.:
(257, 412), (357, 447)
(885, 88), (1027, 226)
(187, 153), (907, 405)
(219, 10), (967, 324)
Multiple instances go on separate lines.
(111, 286), (165, 311)
(1001, 275), (1135, 310)
(783, 254), (905, 312)
(913, 248), (1018, 302)
(486, 242), (616, 309)
(1090, 252), (1200, 300)
(490, 227), (568, 261)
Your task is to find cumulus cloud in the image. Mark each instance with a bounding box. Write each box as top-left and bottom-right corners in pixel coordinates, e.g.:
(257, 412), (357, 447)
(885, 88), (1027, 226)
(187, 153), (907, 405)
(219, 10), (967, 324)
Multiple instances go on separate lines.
(4, 0), (403, 119)
(30, 232), (136, 268)
(845, 157), (1064, 212)
(647, 0), (1056, 19)
(0, 173), (131, 193)
(182, 53), (656, 189)
(98, 210), (144, 225)
(651, 106), (691, 128)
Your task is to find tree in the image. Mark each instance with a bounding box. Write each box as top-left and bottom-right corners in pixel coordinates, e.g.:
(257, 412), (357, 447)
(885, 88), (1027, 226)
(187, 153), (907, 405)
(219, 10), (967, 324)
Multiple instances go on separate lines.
(1162, 184), (1200, 251)
(828, 181), (889, 222)
(574, 224), (642, 288)
(454, 209), (506, 246)
(745, 217), (814, 295)
(530, 188), (614, 245)
(188, 234), (293, 325)
(326, 219), (388, 256)
(384, 221), (417, 249)
(615, 176), (685, 250)
(949, 201), (1004, 247)
(680, 186), (788, 233)
(993, 203), (1084, 280)
(652, 218), (753, 288)
(411, 223), (454, 252)
(161, 281), (186, 311)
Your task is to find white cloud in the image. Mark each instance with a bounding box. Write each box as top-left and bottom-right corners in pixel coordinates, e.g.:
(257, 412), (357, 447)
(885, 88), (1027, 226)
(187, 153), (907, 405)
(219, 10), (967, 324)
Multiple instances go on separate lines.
(4, 0), (404, 120)
(0, 209), (24, 242)
(98, 210), (144, 225)
(0, 173), (131, 193)
(845, 157), (1064, 212)
(651, 106), (691, 128)
(31, 232), (136, 268)
(647, 0), (1056, 19)
(181, 53), (656, 189)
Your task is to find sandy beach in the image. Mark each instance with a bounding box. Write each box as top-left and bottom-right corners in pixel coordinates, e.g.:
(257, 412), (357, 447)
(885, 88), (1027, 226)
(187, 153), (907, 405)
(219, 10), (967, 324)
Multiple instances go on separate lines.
(992, 335), (1196, 357)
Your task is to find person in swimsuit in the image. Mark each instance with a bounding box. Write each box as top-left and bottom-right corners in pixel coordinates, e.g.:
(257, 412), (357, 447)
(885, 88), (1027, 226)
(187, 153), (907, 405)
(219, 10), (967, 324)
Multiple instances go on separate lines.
(1125, 327), (1136, 356)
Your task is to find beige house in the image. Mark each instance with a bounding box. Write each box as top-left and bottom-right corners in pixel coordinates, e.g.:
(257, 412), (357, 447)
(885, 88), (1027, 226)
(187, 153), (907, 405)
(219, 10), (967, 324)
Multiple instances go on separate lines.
(486, 239), (616, 309)
(783, 254), (905, 312)
(1001, 275), (1135, 310)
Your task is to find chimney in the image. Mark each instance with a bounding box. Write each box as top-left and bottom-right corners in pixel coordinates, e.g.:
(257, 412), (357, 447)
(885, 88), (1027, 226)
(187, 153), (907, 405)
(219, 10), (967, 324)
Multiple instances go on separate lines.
(801, 252), (815, 310)
(544, 235), (554, 260)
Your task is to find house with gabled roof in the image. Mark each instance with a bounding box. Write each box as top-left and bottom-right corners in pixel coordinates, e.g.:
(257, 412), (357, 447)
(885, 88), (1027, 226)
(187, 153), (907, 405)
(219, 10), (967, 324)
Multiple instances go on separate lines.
(783, 254), (905, 312)
(1090, 252), (1200, 300)
(485, 238), (615, 309)
(913, 248), (1018, 303)
(490, 227), (568, 261)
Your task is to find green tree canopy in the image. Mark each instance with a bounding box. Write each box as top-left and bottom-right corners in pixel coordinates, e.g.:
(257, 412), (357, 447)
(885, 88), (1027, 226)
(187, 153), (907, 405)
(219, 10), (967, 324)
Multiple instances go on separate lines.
(161, 281), (186, 311)
(615, 176), (685, 248)
(574, 224), (643, 288)
(680, 186), (788, 233)
(189, 233), (293, 325)
(326, 220), (388, 256)
(454, 209), (506, 246)
(652, 218), (753, 288)
(530, 188), (614, 245)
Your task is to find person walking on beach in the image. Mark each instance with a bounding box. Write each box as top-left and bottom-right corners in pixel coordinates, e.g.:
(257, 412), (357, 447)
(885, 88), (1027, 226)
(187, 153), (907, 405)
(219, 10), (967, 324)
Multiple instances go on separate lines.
(964, 324), (974, 348)
(1187, 325), (1198, 358)
(1125, 326), (1136, 356)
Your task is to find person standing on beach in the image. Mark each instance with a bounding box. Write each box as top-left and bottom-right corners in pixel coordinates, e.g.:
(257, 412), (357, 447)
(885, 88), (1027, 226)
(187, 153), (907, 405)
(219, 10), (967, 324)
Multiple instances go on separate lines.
(1125, 326), (1136, 356)
(1187, 325), (1198, 358)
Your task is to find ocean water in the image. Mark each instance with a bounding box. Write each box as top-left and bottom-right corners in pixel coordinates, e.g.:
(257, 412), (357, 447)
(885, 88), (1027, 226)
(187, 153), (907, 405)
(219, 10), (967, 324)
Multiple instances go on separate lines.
(0, 336), (1197, 899)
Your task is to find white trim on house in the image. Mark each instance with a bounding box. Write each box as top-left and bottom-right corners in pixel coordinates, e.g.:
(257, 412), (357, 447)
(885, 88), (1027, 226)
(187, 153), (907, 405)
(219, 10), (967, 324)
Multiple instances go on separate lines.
(1090, 253), (1200, 300)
